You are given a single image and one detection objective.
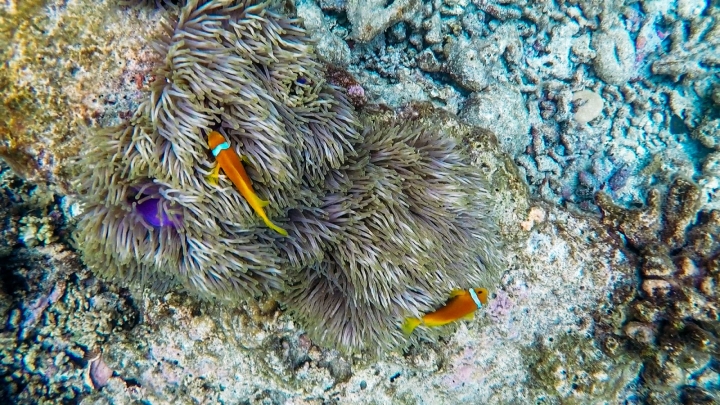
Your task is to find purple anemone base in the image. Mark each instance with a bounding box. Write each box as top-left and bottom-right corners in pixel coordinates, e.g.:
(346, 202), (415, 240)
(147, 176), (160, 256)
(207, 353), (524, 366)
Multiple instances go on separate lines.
(134, 197), (181, 228)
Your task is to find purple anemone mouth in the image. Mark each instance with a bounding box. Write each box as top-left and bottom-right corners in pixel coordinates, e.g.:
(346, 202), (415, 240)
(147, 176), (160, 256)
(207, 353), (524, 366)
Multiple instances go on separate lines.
(133, 196), (182, 228)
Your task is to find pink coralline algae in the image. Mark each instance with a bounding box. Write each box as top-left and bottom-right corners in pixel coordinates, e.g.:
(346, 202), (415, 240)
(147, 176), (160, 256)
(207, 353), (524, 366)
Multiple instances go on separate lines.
(442, 347), (486, 389)
(325, 65), (368, 107)
(487, 289), (513, 323)
(347, 84), (366, 102)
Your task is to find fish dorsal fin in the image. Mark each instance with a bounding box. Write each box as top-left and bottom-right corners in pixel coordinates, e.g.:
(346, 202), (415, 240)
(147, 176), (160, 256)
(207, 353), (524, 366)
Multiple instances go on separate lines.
(449, 289), (466, 298)
(461, 312), (475, 321)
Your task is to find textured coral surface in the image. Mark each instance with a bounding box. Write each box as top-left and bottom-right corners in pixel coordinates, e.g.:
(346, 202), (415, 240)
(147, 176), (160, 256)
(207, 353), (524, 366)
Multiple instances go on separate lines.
(0, 0), (161, 190)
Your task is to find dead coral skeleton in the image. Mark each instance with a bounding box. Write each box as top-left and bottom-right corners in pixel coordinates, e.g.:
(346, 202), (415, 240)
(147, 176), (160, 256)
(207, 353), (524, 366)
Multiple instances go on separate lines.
(652, 14), (720, 84)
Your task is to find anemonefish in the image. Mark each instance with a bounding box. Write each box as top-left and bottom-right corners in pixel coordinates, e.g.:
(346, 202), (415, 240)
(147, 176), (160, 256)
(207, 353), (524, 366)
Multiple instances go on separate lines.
(401, 288), (489, 335)
(207, 130), (288, 236)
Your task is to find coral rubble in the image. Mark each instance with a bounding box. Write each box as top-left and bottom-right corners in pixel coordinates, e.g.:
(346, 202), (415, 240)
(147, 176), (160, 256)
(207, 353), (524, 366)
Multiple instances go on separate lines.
(299, 0), (720, 214)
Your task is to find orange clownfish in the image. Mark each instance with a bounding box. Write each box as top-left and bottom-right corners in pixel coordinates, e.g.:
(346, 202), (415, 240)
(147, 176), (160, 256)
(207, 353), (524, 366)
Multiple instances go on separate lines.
(401, 288), (489, 335)
(207, 130), (288, 236)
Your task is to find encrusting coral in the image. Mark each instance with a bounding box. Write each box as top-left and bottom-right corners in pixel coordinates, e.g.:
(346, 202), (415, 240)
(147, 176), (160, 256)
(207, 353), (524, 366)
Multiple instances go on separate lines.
(0, 0), (160, 189)
(74, 0), (501, 354)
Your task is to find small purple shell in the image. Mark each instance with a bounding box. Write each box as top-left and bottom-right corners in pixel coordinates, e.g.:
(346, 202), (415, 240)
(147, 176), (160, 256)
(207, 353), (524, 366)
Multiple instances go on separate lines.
(134, 198), (181, 228)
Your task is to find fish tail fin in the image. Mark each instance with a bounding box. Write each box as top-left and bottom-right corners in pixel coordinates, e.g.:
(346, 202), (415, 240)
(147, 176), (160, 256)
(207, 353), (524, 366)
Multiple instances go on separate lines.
(401, 317), (422, 335)
(206, 164), (221, 186)
(265, 219), (288, 237)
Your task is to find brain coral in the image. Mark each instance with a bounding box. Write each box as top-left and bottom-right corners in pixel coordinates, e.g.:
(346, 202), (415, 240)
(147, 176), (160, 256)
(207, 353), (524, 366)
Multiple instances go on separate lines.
(74, 0), (501, 353)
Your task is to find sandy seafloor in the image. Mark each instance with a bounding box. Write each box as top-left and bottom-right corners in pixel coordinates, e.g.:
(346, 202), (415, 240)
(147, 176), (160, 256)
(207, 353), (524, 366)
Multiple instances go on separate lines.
(1, 0), (719, 404)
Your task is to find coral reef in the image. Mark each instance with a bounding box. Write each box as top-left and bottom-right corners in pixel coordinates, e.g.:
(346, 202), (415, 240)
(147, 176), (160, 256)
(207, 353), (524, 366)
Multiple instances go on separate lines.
(4, 0), (719, 402)
(693, 117), (720, 150)
(2, 105), (642, 404)
(296, 0), (720, 216)
(595, 178), (720, 404)
(0, 162), (139, 403)
(458, 83), (530, 156)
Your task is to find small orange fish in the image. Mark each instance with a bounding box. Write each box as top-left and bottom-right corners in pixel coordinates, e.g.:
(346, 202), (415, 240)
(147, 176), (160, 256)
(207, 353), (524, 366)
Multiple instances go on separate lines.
(207, 130), (288, 236)
(401, 288), (489, 335)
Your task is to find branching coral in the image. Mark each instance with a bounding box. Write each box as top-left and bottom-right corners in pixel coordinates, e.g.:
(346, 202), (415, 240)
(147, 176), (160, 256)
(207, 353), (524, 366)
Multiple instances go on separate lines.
(74, 0), (501, 354)
(594, 178), (720, 403)
(651, 14), (720, 85)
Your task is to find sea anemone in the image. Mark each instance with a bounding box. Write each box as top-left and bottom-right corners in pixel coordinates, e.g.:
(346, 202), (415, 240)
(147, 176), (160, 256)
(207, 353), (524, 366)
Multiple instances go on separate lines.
(74, 0), (358, 299)
(280, 117), (502, 353)
(74, 0), (502, 354)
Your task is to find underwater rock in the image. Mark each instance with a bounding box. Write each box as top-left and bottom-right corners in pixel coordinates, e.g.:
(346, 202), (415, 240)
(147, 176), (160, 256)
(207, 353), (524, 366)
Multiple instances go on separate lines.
(525, 19), (581, 80)
(345, 0), (422, 42)
(523, 333), (642, 403)
(459, 83), (530, 157)
(693, 118), (720, 150)
(703, 151), (720, 176)
(676, 0), (707, 20)
(444, 36), (490, 92)
(444, 24), (521, 92)
(296, 0), (352, 67)
(0, 0), (162, 190)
